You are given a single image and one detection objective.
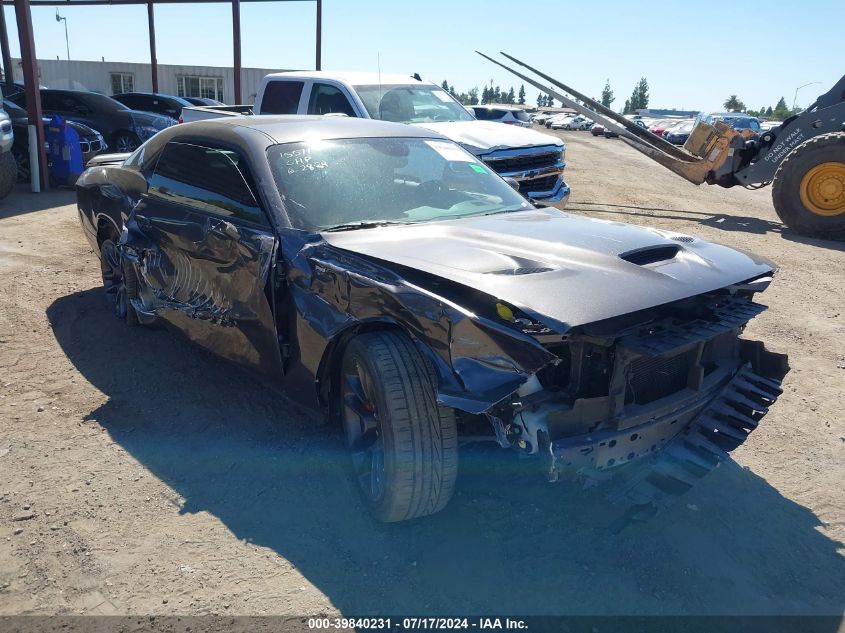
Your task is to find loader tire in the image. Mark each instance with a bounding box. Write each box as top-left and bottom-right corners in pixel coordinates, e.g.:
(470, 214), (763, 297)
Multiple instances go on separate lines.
(339, 331), (458, 522)
(0, 151), (17, 200)
(772, 132), (845, 240)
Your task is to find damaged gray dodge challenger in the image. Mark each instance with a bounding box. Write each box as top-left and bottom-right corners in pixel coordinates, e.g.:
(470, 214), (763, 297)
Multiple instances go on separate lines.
(76, 116), (788, 523)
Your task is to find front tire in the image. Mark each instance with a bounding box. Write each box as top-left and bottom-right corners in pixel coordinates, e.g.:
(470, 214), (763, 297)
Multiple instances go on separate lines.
(340, 331), (458, 522)
(113, 132), (140, 153)
(772, 132), (845, 240)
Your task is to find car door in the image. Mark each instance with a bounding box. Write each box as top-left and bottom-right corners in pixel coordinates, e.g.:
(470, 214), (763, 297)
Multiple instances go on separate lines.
(129, 139), (284, 380)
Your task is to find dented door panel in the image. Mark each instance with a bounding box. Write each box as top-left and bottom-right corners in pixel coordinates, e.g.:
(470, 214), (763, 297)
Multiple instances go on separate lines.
(123, 195), (283, 381)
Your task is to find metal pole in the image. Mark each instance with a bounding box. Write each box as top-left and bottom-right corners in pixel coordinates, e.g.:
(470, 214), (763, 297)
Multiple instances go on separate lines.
(63, 16), (68, 60)
(14, 0), (49, 190)
(147, 0), (158, 92)
(232, 0), (240, 103)
(792, 81), (821, 112)
(0, 7), (15, 93)
(315, 0), (321, 70)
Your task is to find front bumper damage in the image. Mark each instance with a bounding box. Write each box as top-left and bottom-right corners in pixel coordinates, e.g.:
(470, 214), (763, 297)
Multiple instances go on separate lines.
(487, 295), (788, 519)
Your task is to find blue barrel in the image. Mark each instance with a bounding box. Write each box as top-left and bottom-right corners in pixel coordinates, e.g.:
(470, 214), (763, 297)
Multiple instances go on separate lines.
(45, 115), (83, 187)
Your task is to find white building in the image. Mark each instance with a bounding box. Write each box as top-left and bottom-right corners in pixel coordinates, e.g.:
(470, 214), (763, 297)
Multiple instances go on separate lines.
(11, 58), (289, 104)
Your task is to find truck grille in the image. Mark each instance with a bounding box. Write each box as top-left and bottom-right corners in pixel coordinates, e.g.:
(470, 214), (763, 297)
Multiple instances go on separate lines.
(519, 174), (559, 193)
(625, 348), (697, 405)
(483, 151), (560, 174)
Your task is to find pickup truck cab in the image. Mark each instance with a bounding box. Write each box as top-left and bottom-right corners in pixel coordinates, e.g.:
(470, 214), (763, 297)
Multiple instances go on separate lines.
(183, 71), (570, 205)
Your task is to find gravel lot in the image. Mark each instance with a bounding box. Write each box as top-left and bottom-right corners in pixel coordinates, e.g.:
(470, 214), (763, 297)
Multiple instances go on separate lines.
(1, 129), (843, 618)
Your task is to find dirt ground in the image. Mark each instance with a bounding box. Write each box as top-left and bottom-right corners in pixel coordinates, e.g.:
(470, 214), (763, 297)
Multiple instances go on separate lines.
(0, 129), (843, 619)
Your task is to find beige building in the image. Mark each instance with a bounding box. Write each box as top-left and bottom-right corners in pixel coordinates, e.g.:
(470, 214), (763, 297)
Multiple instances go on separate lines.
(10, 57), (289, 104)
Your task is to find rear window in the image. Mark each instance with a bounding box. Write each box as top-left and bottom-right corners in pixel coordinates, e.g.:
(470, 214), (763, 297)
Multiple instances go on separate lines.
(472, 108), (505, 121)
(260, 80), (304, 115)
(513, 110), (530, 122)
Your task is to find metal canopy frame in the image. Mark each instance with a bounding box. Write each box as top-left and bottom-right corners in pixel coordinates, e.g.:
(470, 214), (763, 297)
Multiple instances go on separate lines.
(0, 0), (321, 190)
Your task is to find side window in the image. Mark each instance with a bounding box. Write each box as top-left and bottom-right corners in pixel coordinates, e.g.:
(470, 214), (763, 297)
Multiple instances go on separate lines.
(150, 141), (267, 226)
(39, 92), (62, 111)
(307, 83), (356, 116)
(118, 94), (141, 109)
(259, 80), (304, 115)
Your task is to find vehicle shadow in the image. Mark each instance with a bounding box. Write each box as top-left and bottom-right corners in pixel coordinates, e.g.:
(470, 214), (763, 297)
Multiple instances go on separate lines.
(0, 187), (76, 220)
(567, 201), (786, 235)
(46, 288), (845, 618)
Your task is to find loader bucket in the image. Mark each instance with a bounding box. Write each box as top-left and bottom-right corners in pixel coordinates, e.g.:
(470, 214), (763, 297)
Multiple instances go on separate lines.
(477, 51), (740, 186)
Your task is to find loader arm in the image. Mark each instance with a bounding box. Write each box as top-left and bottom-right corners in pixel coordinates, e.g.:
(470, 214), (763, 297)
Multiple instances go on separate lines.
(477, 52), (743, 186)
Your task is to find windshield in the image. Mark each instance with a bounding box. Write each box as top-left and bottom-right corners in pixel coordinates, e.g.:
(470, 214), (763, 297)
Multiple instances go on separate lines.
(267, 137), (531, 231)
(354, 84), (474, 123)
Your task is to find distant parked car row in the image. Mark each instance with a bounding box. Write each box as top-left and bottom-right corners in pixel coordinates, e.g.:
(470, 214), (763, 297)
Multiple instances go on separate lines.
(575, 112), (764, 144)
(1, 87), (225, 185)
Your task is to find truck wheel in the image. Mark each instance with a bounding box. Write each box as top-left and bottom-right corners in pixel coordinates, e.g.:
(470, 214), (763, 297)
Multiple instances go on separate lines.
(772, 132), (845, 240)
(340, 331), (458, 522)
(0, 151), (17, 199)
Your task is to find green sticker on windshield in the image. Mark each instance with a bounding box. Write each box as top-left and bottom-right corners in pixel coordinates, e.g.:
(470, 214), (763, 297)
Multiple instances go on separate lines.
(469, 163), (487, 174)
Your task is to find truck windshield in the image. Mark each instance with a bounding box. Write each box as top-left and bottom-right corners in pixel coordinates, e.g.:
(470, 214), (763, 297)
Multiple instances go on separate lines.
(354, 84), (474, 123)
(267, 137), (531, 231)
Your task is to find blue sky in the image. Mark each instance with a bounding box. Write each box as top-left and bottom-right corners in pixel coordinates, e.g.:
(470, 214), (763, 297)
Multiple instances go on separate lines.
(3, 0), (843, 112)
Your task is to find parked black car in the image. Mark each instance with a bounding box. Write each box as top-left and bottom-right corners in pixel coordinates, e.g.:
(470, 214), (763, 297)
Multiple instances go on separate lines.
(76, 117), (786, 523)
(3, 99), (107, 183)
(112, 92), (193, 122)
(182, 96), (225, 106)
(8, 89), (175, 153)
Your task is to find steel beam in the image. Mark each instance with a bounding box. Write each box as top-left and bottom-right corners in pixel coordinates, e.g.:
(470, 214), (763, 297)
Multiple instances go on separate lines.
(0, 6), (14, 93)
(13, 0), (48, 190)
(231, 0), (240, 103)
(315, 0), (321, 70)
(147, 0), (157, 92)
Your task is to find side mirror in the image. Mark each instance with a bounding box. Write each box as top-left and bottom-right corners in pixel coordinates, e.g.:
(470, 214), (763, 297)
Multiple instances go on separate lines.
(503, 176), (521, 192)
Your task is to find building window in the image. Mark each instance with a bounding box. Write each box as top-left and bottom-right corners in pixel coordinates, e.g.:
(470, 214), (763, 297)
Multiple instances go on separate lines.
(110, 72), (134, 95)
(177, 76), (225, 103)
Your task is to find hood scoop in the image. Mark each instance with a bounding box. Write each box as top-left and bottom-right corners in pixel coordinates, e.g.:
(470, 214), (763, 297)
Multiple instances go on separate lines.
(486, 255), (556, 276)
(620, 245), (680, 266)
(490, 266), (554, 276)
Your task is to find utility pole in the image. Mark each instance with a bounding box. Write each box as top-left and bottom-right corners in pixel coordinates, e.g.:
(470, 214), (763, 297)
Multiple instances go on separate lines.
(55, 9), (69, 61)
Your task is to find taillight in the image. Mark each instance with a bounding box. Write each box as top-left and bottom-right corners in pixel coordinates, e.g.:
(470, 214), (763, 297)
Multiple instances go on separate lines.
(178, 116), (183, 124)
(504, 121), (515, 125)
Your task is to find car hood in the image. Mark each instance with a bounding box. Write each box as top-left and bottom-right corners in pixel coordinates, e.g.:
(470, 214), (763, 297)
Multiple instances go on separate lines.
(412, 120), (563, 154)
(321, 209), (776, 332)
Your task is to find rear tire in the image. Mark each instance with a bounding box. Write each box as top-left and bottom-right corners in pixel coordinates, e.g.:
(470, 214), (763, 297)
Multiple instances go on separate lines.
(772, 132), (845, 240)
(99, 236), (138, 326)
(340, 331), (458, 522)
(0, 151), (17, 199)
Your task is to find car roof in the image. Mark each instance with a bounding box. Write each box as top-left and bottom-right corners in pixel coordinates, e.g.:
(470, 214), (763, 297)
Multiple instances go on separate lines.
(115, 92), (190, 103)
(470, 105), (525, 112)
(263, 70), (435, 87)
(174, 115), (450, 145)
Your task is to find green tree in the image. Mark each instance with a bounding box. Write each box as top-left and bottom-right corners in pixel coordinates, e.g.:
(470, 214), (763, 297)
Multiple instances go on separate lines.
(600, 79), (615, 108)
(441, 80), (450, 92)
(506, 87), (515, 104)
(468, 87), (479, 105)
(723, 95), (745, 112)
(773, 97), (789, 120)
(629, 77), (650, 111)
(622, 98), (632, 114)
(518, 84), (526, 105)
(536, 93), (544, 107)
(481, 86), (490, 104)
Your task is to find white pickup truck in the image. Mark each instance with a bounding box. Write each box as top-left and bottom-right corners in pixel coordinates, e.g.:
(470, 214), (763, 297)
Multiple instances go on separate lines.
(182, 71), (570, 205)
